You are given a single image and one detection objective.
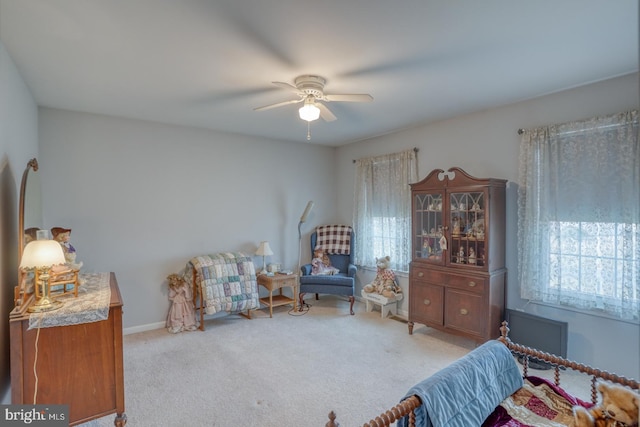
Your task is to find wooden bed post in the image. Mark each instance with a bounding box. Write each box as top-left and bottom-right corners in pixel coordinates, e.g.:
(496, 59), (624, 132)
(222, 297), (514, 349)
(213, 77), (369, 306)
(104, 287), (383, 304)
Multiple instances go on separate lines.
(325, 411), (339, 427)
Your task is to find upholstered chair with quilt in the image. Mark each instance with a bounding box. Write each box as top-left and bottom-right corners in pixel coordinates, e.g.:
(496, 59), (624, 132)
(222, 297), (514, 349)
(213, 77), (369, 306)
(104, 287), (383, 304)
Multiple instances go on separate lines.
(299, 225), (356, 315)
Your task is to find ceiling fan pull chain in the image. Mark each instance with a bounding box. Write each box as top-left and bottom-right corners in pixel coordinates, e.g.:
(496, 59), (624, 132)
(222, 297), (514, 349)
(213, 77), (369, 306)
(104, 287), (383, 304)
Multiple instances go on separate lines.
(307, 122), (312, 141)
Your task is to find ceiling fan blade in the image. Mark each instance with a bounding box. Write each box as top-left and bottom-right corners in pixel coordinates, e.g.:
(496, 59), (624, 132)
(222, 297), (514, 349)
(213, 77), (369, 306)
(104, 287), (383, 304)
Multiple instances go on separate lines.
(317, 103), (337, 122)
(324, 93), (373, 103)
(272, 81), (301, 93)
(253, 98), (303, 112)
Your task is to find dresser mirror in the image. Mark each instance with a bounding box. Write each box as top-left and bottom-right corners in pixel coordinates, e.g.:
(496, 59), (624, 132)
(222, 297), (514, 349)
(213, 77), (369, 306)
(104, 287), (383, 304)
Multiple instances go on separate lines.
(15, 158), (43, 308)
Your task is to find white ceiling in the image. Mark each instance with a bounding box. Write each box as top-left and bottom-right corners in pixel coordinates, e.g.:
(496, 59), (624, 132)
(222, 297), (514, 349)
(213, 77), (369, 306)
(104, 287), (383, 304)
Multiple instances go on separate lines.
(1, 1), (637, 146)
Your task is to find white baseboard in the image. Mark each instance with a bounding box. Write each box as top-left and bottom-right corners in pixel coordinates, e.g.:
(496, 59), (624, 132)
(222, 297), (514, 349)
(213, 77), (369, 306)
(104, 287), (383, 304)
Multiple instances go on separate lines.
(123, 321), (165, 335)
(123, 310), (230, 335)
(124, 297), (409, 336)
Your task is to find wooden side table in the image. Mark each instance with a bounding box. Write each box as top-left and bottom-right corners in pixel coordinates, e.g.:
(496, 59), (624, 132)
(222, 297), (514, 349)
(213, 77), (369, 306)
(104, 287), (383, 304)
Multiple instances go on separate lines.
(256, 273), (298, 317)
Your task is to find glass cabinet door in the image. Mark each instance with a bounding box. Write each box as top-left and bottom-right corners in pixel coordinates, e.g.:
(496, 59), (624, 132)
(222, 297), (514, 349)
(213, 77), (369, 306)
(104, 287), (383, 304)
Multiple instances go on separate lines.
(414, 193), (444, 264)
(449, 191), (485, 267)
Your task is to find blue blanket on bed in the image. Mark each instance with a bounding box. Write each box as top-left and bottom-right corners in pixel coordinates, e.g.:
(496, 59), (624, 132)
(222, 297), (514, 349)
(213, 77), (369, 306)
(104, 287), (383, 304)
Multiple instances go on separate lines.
(398, 340), (523, 427)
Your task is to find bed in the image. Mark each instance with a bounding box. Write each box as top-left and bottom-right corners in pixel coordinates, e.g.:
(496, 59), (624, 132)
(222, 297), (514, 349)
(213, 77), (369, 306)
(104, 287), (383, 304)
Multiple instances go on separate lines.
(325, 321), (639, 427)
(184, 252), (260, 330)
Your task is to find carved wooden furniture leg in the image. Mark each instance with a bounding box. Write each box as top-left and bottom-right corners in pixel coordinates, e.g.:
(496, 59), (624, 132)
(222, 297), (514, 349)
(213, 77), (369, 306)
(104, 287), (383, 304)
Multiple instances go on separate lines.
(299, 292), (306, 311)
(193, 269), (205, 331)
(114, 413), (127, 426)
(349, 295), (355, 315)
(408, 321), (414, 335)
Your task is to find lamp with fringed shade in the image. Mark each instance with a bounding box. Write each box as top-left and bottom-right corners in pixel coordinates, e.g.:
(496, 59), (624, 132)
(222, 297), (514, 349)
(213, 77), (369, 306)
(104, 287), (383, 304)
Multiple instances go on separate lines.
(20, 239), (66, 312)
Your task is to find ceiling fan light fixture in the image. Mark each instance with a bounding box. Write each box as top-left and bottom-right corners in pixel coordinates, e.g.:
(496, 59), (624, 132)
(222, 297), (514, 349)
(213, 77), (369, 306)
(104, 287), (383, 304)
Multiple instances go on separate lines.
(299, 102), (320, 122)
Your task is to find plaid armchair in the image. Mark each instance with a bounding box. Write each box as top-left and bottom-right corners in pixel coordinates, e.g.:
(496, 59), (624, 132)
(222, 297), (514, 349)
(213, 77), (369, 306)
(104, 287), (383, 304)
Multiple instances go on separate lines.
(299, 227), (356, 315)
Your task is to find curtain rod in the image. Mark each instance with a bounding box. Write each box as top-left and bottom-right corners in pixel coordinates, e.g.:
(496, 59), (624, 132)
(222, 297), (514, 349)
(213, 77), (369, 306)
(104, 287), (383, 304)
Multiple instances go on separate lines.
(353, 147), (419, 163)
(518, 121), (636, 136)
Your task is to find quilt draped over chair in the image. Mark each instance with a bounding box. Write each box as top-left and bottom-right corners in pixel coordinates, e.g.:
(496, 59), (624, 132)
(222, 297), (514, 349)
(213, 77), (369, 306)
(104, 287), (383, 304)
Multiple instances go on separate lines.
(184, 252), (260, 329)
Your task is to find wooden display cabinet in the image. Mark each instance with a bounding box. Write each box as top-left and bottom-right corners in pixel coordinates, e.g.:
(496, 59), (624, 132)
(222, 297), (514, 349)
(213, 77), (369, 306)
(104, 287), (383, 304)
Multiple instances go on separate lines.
(409, 167), (506, 342)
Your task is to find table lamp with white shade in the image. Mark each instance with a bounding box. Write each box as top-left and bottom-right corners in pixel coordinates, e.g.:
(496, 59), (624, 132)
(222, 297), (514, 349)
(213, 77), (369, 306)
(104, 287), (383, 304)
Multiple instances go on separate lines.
(20, 232), (67, 313)
(255, 241), (274, 275)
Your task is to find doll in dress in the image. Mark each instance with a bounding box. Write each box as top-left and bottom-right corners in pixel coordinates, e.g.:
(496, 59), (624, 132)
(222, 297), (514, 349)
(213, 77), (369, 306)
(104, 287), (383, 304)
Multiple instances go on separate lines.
(51, 227), (83, 270)
(311, 249), (340, 275)
(166, 274), (197, 333)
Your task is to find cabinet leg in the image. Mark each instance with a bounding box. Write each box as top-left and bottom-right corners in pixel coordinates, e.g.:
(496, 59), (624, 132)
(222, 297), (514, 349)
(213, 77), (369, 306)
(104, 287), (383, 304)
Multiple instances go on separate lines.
(114, 413), (127, 426)
(408, 321), (414, 335)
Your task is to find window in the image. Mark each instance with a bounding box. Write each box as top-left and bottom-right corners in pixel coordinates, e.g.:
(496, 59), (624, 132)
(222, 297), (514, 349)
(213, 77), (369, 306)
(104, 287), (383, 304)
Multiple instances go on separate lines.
(518, 110), (639, 321)
(353, 149), (418, 272)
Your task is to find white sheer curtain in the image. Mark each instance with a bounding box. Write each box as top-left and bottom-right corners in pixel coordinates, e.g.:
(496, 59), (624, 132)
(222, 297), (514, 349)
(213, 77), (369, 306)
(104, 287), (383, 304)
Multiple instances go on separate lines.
(353, 149), (418, 272)
(518, 110), (639, 321)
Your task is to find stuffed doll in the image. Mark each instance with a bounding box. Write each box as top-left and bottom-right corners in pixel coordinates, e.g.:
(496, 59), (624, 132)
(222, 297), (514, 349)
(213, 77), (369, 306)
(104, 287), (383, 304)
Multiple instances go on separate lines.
(573, 382), (640, 427)
(166, 274), (198, 333)
(311, 249), (339, 275)
(51, 226), (83, 270)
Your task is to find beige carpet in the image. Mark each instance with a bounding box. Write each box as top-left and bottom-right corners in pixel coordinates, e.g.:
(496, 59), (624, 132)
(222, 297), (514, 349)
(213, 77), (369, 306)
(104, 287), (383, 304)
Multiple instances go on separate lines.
(79, 297), (475, 426)
(80, 297), (589, 427)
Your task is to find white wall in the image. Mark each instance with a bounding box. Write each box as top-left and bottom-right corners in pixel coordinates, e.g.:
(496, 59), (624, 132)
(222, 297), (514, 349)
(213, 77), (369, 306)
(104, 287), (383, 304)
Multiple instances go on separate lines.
(336, 73), (640, 379)
(38, 109), (337, 331)
(0, 41), (40, 402)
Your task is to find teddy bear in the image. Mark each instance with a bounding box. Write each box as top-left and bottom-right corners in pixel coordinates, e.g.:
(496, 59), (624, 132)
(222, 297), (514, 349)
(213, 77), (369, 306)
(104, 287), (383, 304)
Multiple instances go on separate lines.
(363, 256), (402, 299)
(573, 381), (640, 427)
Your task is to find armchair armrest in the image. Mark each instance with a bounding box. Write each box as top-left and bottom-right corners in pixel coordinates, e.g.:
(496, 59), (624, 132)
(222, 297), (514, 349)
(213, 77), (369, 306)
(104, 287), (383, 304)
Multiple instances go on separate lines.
(301, 263), (312, 276)
(348, 264), (357, 277)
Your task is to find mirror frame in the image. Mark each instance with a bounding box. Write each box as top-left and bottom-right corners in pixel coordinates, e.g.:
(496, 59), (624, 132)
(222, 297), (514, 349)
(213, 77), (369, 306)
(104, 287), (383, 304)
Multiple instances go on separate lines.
(15, 158), (38, 308)
(18, 158), (38, 263)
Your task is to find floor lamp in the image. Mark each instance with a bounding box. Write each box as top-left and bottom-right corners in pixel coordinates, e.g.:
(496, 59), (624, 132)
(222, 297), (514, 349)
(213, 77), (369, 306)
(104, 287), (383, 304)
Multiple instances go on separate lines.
(297, 201), (314, 279)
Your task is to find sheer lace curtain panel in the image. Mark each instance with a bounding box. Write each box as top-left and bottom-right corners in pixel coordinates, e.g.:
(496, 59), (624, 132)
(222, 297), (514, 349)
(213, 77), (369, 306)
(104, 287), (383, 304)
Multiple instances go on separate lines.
(353, 149), (418, 273)
(518, 110), (639, 321)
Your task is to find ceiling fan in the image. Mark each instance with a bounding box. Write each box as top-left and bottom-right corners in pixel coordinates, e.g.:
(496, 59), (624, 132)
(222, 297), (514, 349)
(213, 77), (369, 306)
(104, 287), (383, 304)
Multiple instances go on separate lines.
(253, 75), (373, 123)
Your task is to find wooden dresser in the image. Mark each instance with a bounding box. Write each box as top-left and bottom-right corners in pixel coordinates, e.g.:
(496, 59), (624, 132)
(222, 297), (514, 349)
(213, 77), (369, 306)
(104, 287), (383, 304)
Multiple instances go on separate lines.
(10, 272), (126, 426)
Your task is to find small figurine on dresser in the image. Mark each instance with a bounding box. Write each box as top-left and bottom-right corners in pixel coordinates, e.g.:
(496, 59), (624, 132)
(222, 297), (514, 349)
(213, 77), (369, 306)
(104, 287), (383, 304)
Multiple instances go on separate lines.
(24, 227), (40, 245)
(166, 274), (197, 333)
(51, 227), (83, 270)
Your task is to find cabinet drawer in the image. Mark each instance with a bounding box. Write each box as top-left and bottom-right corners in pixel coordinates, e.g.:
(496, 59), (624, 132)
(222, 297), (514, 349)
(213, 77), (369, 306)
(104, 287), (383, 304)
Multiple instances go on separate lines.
(411, 266), (443, 282)
(412, 267), (485, 294)
(446, 274), (486, 293)
(410, 283), (444, 326)
(445, 289), (485, 337)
